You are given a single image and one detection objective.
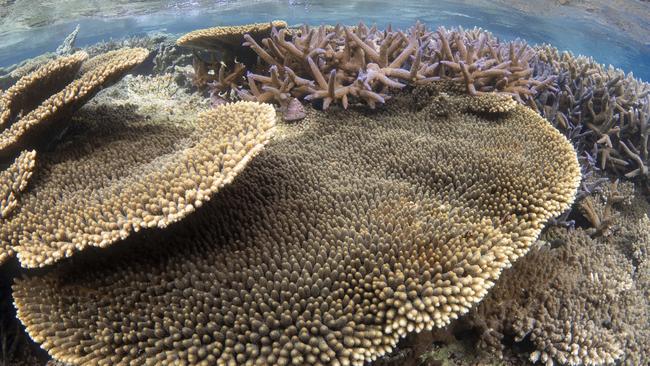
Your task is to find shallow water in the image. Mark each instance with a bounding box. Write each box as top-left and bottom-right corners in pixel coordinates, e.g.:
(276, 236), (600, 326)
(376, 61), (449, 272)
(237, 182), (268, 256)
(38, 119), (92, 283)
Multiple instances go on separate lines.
(1, 0), (649, 80)
(1, 1), (649, 366)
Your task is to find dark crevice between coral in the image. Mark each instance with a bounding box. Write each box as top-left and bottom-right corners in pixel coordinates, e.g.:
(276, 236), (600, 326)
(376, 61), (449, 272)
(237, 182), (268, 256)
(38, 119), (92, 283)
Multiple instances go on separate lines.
(0, 259), (49, 366)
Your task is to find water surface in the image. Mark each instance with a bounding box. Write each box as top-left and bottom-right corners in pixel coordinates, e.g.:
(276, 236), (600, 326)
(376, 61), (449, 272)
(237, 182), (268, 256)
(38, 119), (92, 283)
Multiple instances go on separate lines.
(1, 0), (648, 80)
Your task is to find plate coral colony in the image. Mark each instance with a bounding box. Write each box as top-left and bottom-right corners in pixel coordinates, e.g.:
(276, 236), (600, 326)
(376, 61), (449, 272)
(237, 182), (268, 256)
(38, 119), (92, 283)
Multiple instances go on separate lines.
(0, 19), (648, 366)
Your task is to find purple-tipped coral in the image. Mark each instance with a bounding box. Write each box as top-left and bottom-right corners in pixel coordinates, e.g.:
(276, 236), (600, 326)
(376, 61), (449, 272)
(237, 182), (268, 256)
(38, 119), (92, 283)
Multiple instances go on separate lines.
(533, 46), (650, 180)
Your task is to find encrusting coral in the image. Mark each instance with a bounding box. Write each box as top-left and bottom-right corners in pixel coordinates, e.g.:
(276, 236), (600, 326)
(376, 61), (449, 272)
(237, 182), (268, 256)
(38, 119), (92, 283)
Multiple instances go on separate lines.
(0, 100), (275, 268)
(13, 83), (580, 365)
(465, 185), (650, 366)
(0, 48), (149, 160)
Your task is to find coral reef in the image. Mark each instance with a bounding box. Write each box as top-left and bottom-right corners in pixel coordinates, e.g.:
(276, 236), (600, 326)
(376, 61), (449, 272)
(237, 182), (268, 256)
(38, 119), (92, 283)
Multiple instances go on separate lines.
(0, 100), (275, 268)
(466, 182), (650, 366)
(13, 84), (579, 365)
(533, 46), (650, 180)
(178, 22), (554, 119)
(0, 48), (149, 160)
(3, 19), (650, 366)
(179, 21), (650, 183)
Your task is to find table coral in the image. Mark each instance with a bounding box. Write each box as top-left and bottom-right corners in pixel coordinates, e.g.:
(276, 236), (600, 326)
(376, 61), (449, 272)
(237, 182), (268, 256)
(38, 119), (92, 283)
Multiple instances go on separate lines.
(13, 84), (579, 365)
(0, 101), (275, 268)
(0, 149), (36, 262)
(0, 48), (149, 160)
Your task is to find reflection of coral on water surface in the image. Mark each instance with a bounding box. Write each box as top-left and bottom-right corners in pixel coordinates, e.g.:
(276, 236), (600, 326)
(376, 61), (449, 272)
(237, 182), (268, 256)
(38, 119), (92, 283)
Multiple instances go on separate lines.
(0, 11), (648, 366)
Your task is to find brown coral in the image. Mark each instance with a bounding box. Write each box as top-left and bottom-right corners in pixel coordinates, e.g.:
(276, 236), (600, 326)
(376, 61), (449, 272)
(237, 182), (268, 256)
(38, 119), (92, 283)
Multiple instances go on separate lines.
(0, 51), (87, 130)
(466, 183), (650, 366)
(0, 149), (36, 261)
(1, 101), (275, 268)
(0, 48), (149, 160)
(176, 20), (288, 52)
(14, 86), (580, 365)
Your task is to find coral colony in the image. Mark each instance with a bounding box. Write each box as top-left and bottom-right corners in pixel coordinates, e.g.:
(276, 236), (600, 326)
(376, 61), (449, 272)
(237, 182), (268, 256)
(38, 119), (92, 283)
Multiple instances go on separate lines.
(0, 20), (648, 366)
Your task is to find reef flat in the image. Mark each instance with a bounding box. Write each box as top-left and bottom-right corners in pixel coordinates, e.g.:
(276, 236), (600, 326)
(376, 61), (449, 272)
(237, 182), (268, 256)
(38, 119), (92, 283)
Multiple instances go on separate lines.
(0, 20), (648, 366)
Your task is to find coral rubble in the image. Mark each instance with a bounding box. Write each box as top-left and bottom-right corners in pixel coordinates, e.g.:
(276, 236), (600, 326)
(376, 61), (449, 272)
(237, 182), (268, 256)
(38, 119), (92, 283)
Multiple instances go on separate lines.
(13, 83), (579, 365)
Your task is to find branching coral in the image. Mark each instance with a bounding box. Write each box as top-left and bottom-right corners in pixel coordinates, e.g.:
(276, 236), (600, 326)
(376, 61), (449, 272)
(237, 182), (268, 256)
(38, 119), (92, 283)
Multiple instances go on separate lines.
(13, 85), (579, 365)
(533, 46), (650, 180)
(0, 101), (275, 268)
(176, 21), (552, 117)
(238, 22), (551, 110)
(466, 190), (650, 366)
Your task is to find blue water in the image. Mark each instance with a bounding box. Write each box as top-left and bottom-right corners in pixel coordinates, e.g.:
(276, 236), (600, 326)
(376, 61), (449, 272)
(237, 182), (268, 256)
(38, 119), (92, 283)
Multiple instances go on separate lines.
(1, 0), (649, 81)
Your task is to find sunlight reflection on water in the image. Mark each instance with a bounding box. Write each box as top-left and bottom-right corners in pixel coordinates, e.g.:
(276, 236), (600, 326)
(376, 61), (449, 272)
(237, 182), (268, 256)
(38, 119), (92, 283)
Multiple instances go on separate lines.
(0, 0), (648, 80)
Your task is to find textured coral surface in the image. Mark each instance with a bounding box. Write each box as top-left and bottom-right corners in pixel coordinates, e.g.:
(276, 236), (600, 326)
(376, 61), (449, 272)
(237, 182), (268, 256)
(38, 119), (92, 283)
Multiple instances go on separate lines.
(1, 100), (275, 268)
(467, 183), (650, 366)
(14, 84), (579, 366)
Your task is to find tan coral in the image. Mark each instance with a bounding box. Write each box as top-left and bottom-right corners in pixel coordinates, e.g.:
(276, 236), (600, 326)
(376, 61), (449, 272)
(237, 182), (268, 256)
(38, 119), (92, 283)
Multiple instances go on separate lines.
(1, 101), (275, 268)
(13, 86), (579, 365)
(467, 183), (650, 366)
(0, 48), (149, 159)
(0, 51), (87, 129)
(176, 20), (287, 51)
(0, 149), (36, 261)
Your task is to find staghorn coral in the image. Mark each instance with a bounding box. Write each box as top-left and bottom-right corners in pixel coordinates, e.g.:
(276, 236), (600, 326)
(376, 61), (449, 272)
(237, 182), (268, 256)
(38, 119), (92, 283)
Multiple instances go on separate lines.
(577, 179), (632, 237)
(533, 45), (650, 180)
(13, 85), (579, 365)
(0, 101), (275, 268)
(0, 48), (149, 160)
(466, 183), (650, 366)
(237, 22), (551, 110)
(176, 21), (550, 113)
